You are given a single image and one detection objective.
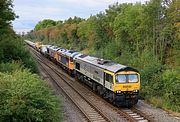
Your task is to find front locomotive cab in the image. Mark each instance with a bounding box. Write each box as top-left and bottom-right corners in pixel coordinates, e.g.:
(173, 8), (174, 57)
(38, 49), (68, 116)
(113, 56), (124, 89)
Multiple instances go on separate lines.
(112, 70), (140, 106)
(113, 71), (140, 93)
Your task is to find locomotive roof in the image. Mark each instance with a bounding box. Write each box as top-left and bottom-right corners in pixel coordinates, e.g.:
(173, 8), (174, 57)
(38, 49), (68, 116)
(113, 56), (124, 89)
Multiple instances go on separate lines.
(57, 48), (66, 53)
(62, 50), (80, 58)
(42, 44), (50, 47)
(49, 46), (58, 50)
(71, 52), (81, 58)
(46, 45), (53, 49)
(75, 55), (138, 73)
(25, 40), (35, 45)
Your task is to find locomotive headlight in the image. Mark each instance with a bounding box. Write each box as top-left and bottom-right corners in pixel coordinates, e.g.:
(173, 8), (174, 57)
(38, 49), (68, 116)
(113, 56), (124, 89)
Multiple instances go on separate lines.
(116, 90), (121, 93)
(133, 90), (138, 92)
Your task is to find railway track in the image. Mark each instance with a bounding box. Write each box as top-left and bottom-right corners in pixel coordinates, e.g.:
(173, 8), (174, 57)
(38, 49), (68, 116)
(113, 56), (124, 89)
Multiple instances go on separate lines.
(31, 48), (111, 122)
(29, 46), (155, 122)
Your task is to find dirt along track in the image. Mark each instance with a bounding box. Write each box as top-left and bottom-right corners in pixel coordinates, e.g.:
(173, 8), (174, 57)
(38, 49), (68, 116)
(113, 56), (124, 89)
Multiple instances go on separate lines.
(29, 46), (155, 122)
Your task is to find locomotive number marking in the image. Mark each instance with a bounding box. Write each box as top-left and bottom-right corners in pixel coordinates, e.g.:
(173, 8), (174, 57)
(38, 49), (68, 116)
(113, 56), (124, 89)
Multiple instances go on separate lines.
(123, 85), (131, 88)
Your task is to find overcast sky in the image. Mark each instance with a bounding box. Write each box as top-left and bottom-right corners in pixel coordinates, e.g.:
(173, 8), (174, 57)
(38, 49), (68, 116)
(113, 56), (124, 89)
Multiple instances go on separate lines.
(12, 0), (148, 33)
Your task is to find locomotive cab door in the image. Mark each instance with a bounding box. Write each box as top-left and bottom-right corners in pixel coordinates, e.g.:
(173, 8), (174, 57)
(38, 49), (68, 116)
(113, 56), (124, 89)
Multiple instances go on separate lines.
(104, 71), (114, 91)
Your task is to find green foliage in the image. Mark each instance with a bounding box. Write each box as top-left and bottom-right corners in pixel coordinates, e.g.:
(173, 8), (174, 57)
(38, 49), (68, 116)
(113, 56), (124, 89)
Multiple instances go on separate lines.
(26, 0), (180, 112)
(64, 16), (84, 24)
(35, 19), (57, 31)
(0, 0), (17, 34)
(0, 0), (37, 73)
(113, 3), (145, 54)
(162, 68), (180, 112)
(139, 50), (163, 96)
(0, 35), (38, 73)
(0, 68), (62, 121)
(0, 61), (22, 73)
(0, 0), (63, 121)
(146, 67), (180, 112)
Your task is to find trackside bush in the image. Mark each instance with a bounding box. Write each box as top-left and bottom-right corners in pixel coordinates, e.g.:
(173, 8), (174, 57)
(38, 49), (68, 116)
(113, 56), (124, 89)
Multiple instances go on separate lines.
(0, 69), (62, 122)
(0, 35), (38, 73)
(162, 68), (180, 112)
(0, 62), (22, 73)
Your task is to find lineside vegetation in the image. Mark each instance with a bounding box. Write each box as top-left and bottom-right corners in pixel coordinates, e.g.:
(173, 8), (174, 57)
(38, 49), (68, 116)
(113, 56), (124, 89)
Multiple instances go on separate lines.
(0, 0), (63, 121)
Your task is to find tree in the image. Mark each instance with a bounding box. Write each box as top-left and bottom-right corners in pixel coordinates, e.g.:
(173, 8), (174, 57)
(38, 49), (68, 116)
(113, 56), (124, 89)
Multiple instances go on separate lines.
(0, 0), (17, 35)
(34, 19), (57, 31)
(113, 3), (145, 56)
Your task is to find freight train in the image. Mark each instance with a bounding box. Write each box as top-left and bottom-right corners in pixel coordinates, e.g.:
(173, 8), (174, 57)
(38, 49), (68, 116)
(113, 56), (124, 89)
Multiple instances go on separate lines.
(25, 40), (140, 107)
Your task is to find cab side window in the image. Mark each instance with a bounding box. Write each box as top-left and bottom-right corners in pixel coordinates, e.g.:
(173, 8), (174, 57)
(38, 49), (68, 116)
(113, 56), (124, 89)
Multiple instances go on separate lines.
(76, 62), (80, 70)
(105, 73), (113, 83)
(70, 57), (73, 62)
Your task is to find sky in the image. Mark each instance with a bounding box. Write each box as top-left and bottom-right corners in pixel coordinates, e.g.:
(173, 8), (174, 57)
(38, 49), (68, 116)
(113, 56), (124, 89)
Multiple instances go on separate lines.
(12, 0), (148, 34)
